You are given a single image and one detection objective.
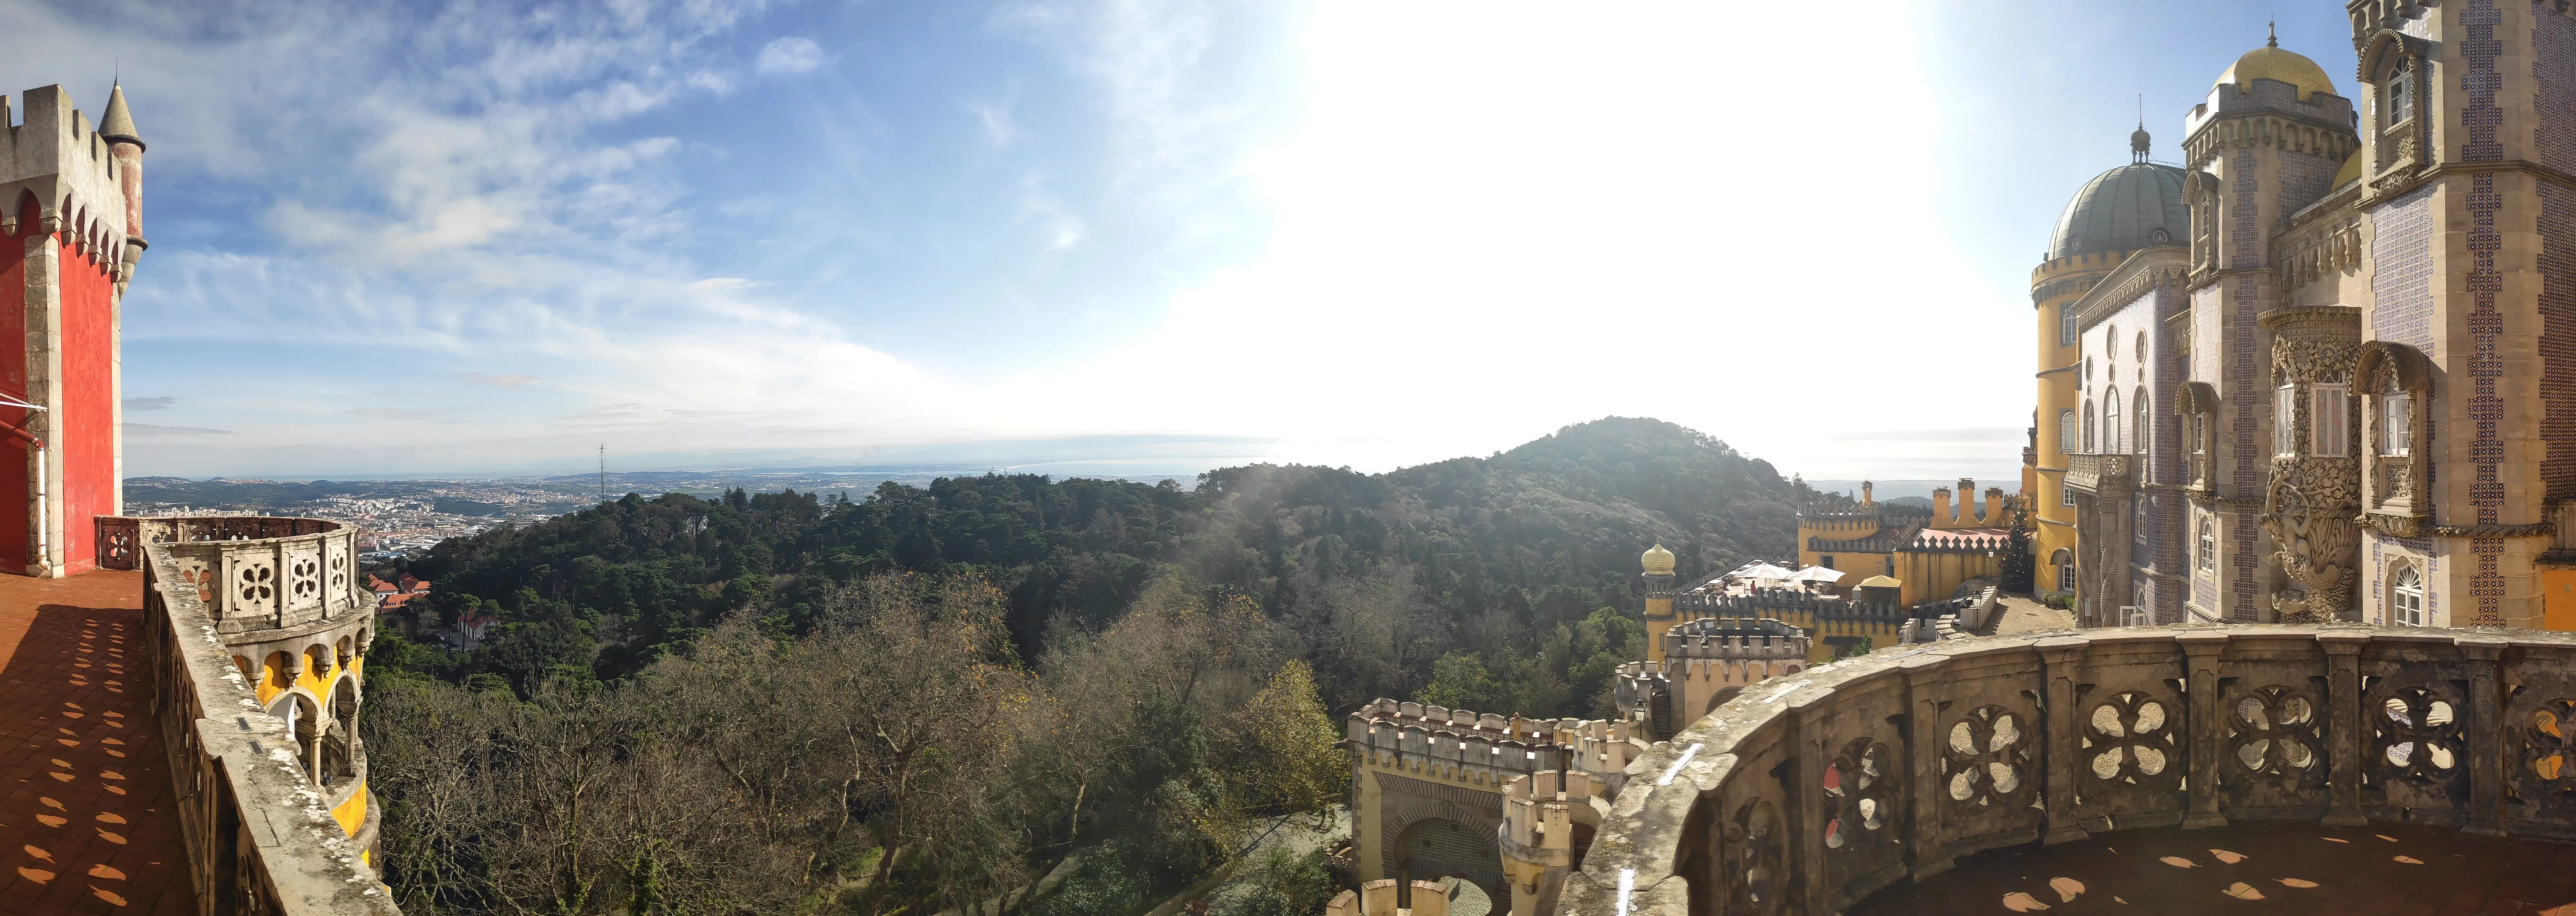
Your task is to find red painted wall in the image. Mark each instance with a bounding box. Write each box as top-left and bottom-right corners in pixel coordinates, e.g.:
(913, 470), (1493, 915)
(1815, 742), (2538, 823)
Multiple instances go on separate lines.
(59, 229), (116, 575)
(0, 198), (27, 572)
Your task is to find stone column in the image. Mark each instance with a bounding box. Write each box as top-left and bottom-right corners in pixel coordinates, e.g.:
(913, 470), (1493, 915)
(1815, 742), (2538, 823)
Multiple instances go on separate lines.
(1900, 655), (1954, 878)
(2319, 631), (2369, 825)
(1792, 698), (1828, 910)
(2460, 636), (2510, 835)
(2178, 631), (2230, 829)
(20, 225), (59, 577)
(2037, 636), (2091, 843)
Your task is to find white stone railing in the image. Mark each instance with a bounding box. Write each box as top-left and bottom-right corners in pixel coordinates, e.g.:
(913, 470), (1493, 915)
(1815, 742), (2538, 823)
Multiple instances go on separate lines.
(136, 518), (400, 915)
(103, 516), (366, 636)
(1560, 625), (2576, 916)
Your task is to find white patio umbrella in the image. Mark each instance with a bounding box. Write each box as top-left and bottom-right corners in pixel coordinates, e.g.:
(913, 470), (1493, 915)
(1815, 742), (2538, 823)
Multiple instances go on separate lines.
(1792, 566), (1846, 584)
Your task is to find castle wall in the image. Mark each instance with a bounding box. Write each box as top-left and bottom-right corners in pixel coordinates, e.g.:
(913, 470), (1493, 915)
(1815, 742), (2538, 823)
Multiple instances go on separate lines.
(0, 197), (27, 569)
(58, 228), (113, 573)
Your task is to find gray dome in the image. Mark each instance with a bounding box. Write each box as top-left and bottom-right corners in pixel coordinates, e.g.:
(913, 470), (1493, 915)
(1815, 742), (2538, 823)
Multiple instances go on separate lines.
(2047, 163), (2187, 260)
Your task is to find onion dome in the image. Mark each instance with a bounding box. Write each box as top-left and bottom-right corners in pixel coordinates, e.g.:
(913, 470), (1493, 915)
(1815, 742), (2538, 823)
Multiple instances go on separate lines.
(1640, 543), (1675, 576)
(2047, 156), (2188, 260)
(2217, 26), (2337, 103)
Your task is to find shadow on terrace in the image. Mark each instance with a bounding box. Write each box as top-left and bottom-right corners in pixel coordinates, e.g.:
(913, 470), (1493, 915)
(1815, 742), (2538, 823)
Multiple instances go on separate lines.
(1557, 625), (2576, 915)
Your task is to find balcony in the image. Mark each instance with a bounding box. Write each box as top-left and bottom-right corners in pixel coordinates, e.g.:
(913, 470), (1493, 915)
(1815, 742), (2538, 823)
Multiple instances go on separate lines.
(2062, 453), (2131, 496)
(1555, 626), (2576, 916)
(110, 516), (400, 914)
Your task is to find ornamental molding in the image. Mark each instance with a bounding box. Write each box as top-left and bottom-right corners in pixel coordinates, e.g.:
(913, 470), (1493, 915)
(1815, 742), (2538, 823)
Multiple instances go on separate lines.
(2073, 250), (2192, 330)
(2430, 522), (2556, 539)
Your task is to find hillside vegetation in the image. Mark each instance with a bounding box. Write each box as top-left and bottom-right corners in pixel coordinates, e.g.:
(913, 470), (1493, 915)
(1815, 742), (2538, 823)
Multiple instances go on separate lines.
(377, 416), (1805, 714)
(361, 416), (1812, 915)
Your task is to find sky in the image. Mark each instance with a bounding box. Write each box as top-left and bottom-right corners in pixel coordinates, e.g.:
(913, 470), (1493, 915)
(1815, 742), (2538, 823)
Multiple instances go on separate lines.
(0, 1), (2359, 482)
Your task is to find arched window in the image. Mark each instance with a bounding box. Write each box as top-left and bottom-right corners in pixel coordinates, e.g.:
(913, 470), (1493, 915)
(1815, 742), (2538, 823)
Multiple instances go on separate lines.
(2134, 389), (2149, 457)
(2386, 58), (2413, 127)
(2083, 400), (2097, 453)
(2393, 565), (2425, 626)
(2060, 305), (2078, 347)
(2058, 409), (2078, 455)
(2051, 549), (2075, 592)
(2104, 389), (2122, 454)
(2196, 516), (2216, 572)
(2135, 332), (2148, 381)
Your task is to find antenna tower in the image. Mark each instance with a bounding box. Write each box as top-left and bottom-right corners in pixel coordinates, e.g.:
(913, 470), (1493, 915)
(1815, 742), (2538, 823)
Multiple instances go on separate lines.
(598, 444), (606, 500)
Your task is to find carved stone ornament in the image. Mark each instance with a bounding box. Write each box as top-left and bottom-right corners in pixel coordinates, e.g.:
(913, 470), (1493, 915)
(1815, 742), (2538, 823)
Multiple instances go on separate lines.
(2262, 331), (2363, 623)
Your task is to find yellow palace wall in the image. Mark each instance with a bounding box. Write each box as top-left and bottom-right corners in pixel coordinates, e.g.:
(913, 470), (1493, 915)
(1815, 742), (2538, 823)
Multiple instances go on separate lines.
(2032, 251), (2121, 594)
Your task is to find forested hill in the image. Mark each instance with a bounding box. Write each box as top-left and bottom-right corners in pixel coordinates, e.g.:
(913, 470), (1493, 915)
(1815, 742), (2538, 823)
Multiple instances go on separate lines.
(382, 416), (1811, 716)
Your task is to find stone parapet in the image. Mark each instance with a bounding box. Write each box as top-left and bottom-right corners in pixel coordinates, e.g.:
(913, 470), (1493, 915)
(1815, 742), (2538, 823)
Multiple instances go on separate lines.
(137, 517), (398, 915)
(102, 516), (367, 635)
(2063, 452), (2131, 495)
(1554, 625), (2576, 916)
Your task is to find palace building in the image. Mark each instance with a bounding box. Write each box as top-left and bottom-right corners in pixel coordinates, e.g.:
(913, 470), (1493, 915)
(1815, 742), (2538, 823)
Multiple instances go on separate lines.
(2034, 14), (2576, 631)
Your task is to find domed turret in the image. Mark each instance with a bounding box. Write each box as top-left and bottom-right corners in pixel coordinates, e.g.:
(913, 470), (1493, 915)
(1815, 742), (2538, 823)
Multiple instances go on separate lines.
(2047, 157), (2187, 260)
(2216, 25), (2337, 102)
(1641, 543), (1675, 576)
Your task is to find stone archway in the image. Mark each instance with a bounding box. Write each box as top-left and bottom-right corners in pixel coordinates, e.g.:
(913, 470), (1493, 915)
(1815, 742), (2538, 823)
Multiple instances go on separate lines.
(1394, 816), (1503, 903)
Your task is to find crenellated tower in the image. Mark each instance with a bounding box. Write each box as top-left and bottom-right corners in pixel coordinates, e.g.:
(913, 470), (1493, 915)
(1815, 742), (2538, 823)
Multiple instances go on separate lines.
(0, 84), (142, 576)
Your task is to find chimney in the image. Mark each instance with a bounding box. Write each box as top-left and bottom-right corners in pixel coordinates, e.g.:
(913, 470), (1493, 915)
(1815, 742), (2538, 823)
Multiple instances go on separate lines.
(1861, 480), (1874, 504)
(1985, 487), (2004, 525)
(1956, 478), (1975, 523)
(1931, 487), (1950, 522)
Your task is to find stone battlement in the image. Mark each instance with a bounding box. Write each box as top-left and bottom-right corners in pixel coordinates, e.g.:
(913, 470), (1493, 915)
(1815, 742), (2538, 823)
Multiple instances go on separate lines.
(0, 85), (132, 269)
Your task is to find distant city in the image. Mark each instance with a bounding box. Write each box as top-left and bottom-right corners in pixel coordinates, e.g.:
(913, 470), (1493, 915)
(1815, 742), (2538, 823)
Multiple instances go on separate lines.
(122, 465), (1202, 556)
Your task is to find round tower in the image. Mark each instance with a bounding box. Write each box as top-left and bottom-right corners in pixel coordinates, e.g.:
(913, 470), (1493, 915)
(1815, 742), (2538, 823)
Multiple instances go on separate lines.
(2029, 132), (2188, 596)
(1640, 543), (1675, 664)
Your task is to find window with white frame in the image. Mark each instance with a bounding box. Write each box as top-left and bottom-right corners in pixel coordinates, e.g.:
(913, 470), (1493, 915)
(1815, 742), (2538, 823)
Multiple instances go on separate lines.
(2104, 390), (2122, 454)
(2382, 390), (2411, 456)
(2052, 549), (2074, 592)
(2196, 515), (2216, 572)
(2059, 409), (2077, 455)
(2275, 384), (2299, 456)
(2393, 565), (2425, 626)
(2062, 482), (2077, 506)
(2061, 305), (2077, 347)
(2133, 389), (2148, 456)
(2312, 384), (2348, 457)
(2385, 58), (2413, 127)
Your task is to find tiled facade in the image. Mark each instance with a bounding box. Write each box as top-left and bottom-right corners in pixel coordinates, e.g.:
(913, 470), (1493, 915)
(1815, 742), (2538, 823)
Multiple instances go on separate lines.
(2047, 3), (2576, 631)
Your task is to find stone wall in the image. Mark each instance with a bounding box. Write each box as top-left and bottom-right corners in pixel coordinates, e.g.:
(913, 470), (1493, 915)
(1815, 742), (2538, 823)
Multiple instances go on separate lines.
(137, 518), (399, 915)
(1555, 625), (2576, 916)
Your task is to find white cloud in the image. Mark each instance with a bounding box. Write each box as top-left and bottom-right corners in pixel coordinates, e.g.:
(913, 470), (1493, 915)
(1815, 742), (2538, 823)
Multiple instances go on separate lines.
(756, 36), (823, 75)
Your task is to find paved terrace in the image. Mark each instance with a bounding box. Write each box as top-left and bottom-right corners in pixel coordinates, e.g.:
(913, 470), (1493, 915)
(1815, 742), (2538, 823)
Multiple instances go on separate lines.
(0, 570), (193, 915)
(1848, 821), (2576, 915)
(1549, 625), (2576, 916)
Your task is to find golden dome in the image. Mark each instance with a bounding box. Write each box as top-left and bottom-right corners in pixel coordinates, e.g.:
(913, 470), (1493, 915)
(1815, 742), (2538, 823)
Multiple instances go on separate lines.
(1640, 543), (1675, 576)
(2216, 40), (2337, 103)
(2334, 148), (2363, 187)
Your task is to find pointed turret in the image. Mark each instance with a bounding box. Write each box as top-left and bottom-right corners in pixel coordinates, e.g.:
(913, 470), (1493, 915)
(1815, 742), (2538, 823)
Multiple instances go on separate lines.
(100, 83), (145, 295)
(98, 83), (142, 150)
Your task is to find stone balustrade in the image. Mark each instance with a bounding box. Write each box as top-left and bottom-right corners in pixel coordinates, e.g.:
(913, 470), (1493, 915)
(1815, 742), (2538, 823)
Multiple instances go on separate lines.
(2062, 452), (2132, 495)
(132, 516), (399, 914)
(102, 516), (367, 635)
(1557, 625), (2576, 916)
